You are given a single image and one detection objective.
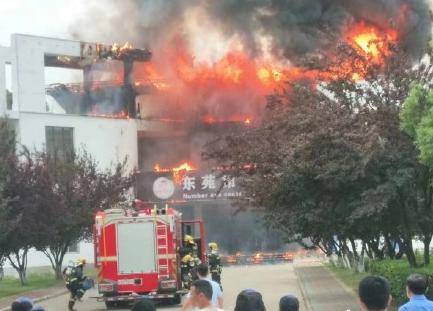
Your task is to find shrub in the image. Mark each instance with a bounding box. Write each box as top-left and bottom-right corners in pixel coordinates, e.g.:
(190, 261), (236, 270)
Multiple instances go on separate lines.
(369, 259), (433, 306)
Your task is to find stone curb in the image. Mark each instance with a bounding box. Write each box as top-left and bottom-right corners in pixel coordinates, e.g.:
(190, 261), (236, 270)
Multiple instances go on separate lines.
(0, 290), (68, 311)
(294, 264), (313, 311)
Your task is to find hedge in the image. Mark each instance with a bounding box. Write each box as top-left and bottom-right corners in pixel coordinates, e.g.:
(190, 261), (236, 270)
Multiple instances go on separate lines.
(369, 259), (433, 306)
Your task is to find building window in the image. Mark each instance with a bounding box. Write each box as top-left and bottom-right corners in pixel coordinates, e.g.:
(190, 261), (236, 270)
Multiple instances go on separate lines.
(67, 242), (79, 253)
(5, 63), (12, 110)
(45, 126), (74, 161)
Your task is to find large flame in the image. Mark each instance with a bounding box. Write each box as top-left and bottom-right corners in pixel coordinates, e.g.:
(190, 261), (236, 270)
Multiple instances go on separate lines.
(346, 22), (397, 64)
(153, 162), (196, 172)
(136, 21), (398, 100)
(88, 21), (399, 121)
(154, 162), (196, 184)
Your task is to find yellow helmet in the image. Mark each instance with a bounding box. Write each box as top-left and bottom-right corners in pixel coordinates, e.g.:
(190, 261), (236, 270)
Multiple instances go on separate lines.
(76, 258), (86, 266)
(208, 242), (218, 251)
(184, 235), (195, 245)
(182, 254), (194, 263)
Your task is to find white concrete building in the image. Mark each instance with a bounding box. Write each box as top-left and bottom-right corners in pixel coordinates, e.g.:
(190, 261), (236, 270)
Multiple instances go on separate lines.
(0, 34), (168, 272)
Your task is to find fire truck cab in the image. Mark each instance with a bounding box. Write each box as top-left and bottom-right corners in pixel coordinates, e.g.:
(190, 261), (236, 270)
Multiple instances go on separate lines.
(93, 203), (205, 308)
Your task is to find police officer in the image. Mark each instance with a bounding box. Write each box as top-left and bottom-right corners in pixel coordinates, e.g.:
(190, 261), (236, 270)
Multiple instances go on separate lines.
(207, 242), (222, 287)
(63, 258), (87, 311)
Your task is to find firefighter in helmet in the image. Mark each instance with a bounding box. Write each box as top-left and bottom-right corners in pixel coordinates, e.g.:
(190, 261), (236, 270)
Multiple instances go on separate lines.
(207, 242), (222, 287)
(179, 235), (201, 288)
(180, 254), (196, 289)
(63, 258), (87, 311)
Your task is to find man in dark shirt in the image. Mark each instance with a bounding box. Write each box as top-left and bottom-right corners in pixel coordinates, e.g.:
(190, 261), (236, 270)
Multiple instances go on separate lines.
(359, 276), (391, 311)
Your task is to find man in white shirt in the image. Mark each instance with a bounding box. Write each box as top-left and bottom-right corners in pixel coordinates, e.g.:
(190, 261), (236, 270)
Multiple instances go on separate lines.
(183, 279), (224, 311)
(196, 263), (224, 308)
(182, 264), (224, 310)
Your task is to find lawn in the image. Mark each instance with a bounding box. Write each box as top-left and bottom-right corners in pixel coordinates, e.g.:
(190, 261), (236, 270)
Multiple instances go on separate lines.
(325, 264), (369, 293)
(0, 273), (63, 299)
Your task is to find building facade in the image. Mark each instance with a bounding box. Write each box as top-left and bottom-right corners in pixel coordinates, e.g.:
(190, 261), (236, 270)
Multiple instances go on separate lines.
(0, 34), (156, 270)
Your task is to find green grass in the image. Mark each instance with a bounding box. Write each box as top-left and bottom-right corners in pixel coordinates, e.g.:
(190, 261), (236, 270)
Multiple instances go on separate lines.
(0, 273), (63, 299)
(84, 266), (97, 279)
(326, 264), (369, 293)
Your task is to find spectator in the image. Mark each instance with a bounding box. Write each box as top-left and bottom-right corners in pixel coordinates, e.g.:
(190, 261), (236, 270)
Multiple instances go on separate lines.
(234, 289), (266, 311)
(131, 299), (156, 311)
(196, 263), (223, 308)
(11, 297), (33, 311)
(183, 279), (224, 311)
(279, 294), (299, 311)
(399, 273), (433, 311)
(359, 276), (391, 311)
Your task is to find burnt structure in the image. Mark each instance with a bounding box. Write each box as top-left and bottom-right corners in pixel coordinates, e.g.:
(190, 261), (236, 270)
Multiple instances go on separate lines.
(45, 43), (152, 118)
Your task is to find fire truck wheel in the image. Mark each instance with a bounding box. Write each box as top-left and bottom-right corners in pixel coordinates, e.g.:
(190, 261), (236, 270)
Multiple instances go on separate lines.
(171, 294), (181, 305)
(105, 301), (117, 309)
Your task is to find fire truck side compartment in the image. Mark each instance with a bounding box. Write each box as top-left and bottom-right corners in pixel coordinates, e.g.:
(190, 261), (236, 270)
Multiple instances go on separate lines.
(117, 222), (157, 274)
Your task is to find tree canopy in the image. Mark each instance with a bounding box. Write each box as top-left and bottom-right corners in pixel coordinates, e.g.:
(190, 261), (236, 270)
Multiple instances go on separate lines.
(205, 49), (433, 267)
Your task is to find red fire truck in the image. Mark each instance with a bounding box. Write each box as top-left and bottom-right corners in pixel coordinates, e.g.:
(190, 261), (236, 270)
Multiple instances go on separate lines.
(93, 202), (205, 308)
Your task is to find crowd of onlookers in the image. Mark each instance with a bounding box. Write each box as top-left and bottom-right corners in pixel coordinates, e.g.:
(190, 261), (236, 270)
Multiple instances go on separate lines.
(128, 265), (433, 311)
(10, 264), (433, 311)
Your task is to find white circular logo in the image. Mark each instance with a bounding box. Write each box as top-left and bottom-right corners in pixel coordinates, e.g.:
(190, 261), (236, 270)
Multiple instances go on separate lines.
(153, 177), (175, 200)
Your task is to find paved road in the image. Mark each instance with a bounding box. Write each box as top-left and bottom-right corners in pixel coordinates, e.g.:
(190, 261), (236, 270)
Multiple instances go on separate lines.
(39, 263), (305, 310)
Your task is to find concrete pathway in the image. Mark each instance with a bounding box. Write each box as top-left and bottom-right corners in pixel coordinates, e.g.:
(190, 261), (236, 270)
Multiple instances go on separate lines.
(295, 264), (359, 311)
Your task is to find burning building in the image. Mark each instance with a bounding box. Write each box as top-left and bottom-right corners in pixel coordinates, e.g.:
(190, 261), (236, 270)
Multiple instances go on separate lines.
(1, 0), (432, 266)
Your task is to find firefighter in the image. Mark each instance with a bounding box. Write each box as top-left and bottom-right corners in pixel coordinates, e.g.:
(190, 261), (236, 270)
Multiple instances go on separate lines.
(63, 258), (87, 311)
(207, 242), (222, 287)
(180, 254), (196, 289)
(182, 235), (201, 263)
(179, 235), (202, 289)
(183, 235), (197, 255)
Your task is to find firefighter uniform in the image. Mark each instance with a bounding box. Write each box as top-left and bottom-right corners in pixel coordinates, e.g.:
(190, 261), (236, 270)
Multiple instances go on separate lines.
(180, 254), (196, 288)
(179, 235), (201, 289)
(63, 258), (87, 311)
(207, 242), (222, 287)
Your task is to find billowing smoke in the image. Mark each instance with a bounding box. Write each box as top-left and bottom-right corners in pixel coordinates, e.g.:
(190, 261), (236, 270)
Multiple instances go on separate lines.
(71, 0), (431, 61)
(68, 0), (432, 253)
(68, 0), (432, 124)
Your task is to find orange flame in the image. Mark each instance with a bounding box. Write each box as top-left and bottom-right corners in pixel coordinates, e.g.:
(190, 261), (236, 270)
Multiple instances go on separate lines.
(95, 21), (399, 121)
(325, 21), (398, 81)
(346, 21), (397, 64)
(153, 162), (196, 172)
(154, 162), (196, 184)
(111, 42), (133, 54)
(172, 162), (195, 172)
(89, 108), (129, 119)
(200, 114), (254, 125)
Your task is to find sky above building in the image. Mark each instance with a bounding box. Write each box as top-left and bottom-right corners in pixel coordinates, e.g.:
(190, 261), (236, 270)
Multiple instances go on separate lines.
(0, 0), (87, 46)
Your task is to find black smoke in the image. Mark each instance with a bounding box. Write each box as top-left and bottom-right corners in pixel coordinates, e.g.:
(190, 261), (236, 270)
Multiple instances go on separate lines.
(71, 0), (431, 61)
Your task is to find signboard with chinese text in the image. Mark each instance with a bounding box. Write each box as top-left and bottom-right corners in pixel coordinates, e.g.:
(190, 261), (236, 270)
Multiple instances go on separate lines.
(135, 171), (243, 203)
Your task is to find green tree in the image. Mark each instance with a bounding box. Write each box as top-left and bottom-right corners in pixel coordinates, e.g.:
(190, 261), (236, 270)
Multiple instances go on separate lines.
(205, 49), (432, 267)
(0, 148), (57, 285)
(0, 118), (16, 279)
(400, 84), (433, 165)
(37, 151), (134, 279)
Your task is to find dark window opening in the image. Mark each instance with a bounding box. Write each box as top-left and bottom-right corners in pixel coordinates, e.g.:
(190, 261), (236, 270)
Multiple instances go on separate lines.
(67, 242), (79, 253)
(5, 63), (12, 110)
(45, 126), (74, 162)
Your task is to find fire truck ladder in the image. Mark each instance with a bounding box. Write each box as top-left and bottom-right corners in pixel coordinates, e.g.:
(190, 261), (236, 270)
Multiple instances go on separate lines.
(157, 223), (170, 279)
